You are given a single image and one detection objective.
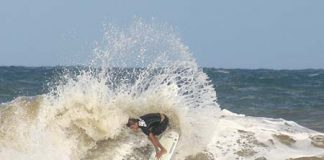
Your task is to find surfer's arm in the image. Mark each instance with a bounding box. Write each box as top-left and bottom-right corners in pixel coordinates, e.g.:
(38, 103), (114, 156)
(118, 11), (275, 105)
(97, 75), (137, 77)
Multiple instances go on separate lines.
(148, 132), (165, 152)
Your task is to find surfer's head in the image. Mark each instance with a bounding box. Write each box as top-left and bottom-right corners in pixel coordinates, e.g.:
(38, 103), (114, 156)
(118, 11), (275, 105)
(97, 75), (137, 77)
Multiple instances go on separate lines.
(127, 118), (140, 132)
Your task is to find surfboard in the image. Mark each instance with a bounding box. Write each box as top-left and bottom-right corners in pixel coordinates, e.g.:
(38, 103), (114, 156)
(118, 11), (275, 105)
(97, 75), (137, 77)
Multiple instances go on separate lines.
(149, 130), (179, 160)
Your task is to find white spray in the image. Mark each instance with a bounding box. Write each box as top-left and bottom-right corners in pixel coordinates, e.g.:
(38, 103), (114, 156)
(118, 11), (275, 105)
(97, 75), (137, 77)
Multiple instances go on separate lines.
(0, 18), (221, 160)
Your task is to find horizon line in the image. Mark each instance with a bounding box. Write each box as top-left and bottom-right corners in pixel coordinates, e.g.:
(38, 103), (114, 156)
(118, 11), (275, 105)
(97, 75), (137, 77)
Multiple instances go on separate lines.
(0, 65), (323, 71)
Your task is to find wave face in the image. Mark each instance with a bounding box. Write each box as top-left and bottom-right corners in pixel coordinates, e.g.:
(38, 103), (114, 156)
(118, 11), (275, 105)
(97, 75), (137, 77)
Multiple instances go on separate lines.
(0, 19), (220, 160)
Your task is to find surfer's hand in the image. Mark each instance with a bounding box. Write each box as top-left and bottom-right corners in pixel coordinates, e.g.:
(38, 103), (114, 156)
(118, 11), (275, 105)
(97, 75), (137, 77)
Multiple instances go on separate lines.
(155, 149), (167, 159)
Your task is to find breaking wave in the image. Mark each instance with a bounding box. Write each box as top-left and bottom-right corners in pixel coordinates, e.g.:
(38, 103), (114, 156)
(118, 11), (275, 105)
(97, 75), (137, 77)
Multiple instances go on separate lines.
(1, 19), (324, 160)
(0, 19), (220, 160)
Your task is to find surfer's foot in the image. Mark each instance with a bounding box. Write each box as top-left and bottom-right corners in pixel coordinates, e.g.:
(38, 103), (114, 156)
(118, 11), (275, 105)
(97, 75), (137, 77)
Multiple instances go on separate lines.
(156, 148), (167, 159)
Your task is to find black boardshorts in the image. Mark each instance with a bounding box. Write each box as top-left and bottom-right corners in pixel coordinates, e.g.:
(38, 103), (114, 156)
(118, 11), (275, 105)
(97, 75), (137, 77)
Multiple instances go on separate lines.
(151, 115), (169, 136)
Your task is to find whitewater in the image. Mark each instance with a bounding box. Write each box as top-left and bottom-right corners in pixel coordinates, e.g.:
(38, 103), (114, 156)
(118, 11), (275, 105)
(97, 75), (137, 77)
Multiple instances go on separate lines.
(0, 19), (324, 160)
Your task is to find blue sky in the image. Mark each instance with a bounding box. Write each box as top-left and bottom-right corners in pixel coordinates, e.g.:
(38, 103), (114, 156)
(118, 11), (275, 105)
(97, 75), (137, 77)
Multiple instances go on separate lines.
(0, 0), (323, 69)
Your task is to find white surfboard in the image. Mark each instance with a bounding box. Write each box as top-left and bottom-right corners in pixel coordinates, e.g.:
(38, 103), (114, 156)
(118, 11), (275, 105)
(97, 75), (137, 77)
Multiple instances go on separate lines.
(149, 130), (179, 160)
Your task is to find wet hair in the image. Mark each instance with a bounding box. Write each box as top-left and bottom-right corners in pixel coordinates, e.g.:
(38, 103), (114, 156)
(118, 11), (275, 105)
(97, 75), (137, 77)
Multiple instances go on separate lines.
(126, 118), (139, 127)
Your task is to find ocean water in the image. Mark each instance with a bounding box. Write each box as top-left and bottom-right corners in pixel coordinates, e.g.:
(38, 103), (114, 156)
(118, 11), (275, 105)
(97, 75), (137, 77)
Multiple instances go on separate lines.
(1, 67), (324, 132)
(1, 19), (324, 160)
(205, 68), (324, 132)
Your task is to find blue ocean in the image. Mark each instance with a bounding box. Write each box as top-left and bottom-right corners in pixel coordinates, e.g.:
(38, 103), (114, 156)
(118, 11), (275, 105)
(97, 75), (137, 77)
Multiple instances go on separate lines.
(1, 66), (323, 132)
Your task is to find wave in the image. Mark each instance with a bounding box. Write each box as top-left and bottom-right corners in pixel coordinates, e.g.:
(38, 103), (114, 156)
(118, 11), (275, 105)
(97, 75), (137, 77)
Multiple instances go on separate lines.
(0, 18), (323, 160)
(0, 18), (220, 160)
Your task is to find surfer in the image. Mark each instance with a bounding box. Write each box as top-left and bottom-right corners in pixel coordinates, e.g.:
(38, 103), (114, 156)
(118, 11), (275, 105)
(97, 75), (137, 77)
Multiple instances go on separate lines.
(127, 113), (169, 159)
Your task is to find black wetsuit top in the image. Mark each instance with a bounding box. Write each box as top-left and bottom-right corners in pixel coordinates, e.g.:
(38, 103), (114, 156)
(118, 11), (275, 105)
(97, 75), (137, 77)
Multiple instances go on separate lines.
(138, 113), (169, 136)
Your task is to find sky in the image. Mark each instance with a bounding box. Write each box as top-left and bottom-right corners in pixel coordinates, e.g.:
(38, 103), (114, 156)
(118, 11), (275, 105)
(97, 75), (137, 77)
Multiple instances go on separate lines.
(0, 0), (323, 69)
